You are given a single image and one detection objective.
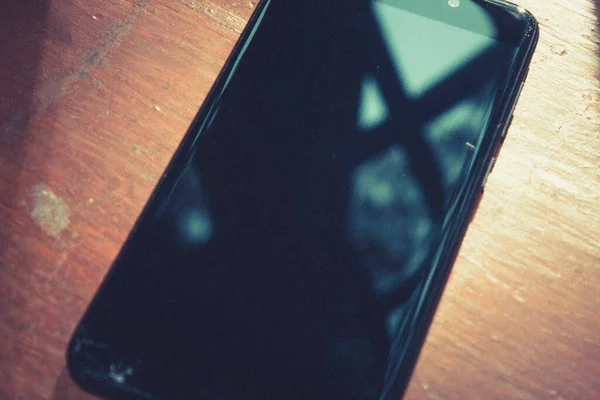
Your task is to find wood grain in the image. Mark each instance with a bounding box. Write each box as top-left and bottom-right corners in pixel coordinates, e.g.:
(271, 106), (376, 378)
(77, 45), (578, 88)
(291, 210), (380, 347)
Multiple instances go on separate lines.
(0, 0), (598, 399)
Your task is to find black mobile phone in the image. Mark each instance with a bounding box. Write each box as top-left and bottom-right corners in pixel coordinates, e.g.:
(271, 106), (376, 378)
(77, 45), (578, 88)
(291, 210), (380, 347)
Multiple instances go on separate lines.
(67, 0), (538, 399)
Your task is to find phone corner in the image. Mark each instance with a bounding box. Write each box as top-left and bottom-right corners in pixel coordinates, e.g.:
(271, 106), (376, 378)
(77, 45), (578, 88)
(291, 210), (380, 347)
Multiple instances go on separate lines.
(65, 333), (92, 394)
(513, 2), (540, 39)
(65, 325), (111, 399)
(523, 9), (540, 38)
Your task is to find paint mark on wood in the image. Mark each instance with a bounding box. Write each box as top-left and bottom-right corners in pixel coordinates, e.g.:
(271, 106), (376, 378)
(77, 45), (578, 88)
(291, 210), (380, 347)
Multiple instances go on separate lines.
(550, 44), (568, 56)
(142, 172), (157, 182)
(513, 291), (526, 303)
(131, 145), (148, 155)
(29, 184), (70, 238)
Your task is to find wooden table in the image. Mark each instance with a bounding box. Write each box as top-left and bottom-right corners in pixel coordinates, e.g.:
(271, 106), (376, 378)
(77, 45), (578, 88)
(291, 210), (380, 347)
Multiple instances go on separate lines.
(0, 0), (598, 399)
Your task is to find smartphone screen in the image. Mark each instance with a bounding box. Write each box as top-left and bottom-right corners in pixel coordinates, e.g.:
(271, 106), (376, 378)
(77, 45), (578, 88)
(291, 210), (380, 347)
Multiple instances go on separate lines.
(69, 1), (535, 399)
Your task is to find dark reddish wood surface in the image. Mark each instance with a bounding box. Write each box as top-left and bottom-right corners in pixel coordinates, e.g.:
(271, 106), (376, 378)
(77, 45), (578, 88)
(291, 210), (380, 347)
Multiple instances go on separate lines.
(0, 0), (598, 399)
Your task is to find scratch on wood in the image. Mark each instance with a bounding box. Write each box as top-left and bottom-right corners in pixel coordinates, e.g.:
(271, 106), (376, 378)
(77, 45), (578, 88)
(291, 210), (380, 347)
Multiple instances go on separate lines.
(485, 273), (500, 284)
(181, 0), (248, 34)
(33, 1), (156, 116)
(537, 265), (563, 279)
(52, 251), (70, 276)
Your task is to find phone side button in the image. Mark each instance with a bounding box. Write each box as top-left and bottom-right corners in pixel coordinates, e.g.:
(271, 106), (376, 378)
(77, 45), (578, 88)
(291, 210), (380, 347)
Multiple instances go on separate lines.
(481, 157), (496, 192)
(500, 114), (514, 140)
(502, 79), (525, 138)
